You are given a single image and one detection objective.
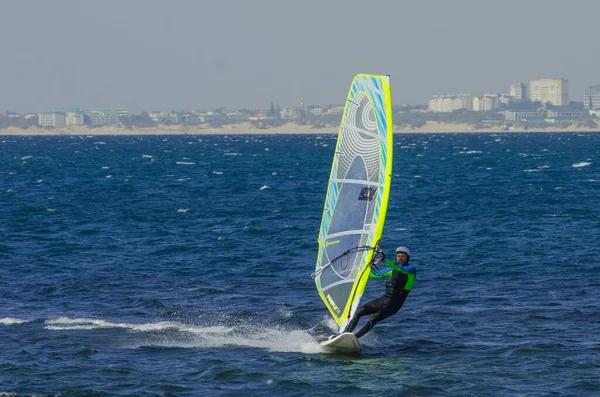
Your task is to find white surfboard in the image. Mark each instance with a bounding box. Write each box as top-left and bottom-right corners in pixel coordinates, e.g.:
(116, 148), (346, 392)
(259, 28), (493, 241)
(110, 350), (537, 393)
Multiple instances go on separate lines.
(320, 332), (361, 354)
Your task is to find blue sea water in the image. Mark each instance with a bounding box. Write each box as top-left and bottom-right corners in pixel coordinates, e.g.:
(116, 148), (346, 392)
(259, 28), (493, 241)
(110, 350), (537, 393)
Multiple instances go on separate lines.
(1, 132), (599, 396)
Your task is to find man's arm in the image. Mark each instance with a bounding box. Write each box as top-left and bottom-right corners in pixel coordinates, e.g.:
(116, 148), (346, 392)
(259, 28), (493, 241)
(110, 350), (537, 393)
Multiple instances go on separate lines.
(369, 258), (394, 278)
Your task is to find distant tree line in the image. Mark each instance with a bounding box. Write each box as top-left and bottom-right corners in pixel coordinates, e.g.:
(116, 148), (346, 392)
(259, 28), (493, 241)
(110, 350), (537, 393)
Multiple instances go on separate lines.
(119, 111), (155, 129)
(0, 112), (38, 129)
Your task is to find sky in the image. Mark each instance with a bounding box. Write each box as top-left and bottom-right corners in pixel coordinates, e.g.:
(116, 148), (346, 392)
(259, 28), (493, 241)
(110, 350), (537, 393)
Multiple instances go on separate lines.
(1, 0), (599, 113)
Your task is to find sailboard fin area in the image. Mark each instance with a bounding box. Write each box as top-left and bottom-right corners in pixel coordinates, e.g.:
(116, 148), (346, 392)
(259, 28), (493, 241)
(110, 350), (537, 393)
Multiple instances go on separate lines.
(314, 74), (393, 333)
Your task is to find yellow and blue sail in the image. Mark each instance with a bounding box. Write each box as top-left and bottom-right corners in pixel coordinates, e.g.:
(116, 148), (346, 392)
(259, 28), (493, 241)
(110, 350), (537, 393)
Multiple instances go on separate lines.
(313, 74), (393, 332)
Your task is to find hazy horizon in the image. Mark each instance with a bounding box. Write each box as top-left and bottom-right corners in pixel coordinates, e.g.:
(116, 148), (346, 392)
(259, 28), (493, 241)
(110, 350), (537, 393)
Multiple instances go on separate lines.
(2, 0), (599, 113)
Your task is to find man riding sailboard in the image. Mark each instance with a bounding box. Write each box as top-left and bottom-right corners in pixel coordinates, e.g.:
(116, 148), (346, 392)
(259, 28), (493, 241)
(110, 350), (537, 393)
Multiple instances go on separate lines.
(312, 74), (415, 353)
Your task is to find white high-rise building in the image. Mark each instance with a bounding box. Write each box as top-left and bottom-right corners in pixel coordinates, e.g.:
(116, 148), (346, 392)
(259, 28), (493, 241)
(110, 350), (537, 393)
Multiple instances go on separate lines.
(509, 82), (527, 101)
(529, 78), (569, 106)
(584, 85), (600, 110)
(66, 108), (84, 126)
(38, 111), (66, 127)
(428, 93), (472, 112)
(473, 94), (499, 111)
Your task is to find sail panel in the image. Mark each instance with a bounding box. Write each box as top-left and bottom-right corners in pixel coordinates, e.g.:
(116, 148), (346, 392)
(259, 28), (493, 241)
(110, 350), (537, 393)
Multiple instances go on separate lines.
(314, 74), (393, 331)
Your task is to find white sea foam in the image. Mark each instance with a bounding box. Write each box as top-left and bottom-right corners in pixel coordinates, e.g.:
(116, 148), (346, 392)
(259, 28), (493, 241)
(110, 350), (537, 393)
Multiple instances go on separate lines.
(573, 162), (591, 168)
(142, 155), (154, 159)
(176, 161), (195, 165)
(43, 317), (327, 353)
(260, 185), (271, 190)
(212, 171), (223, 175)
(177, 209), (189, 213)
(1, 317), (27, 325)
(459, 150), (482, 154)
(45, 317), (192, 332)
(524, 165), (550, 173)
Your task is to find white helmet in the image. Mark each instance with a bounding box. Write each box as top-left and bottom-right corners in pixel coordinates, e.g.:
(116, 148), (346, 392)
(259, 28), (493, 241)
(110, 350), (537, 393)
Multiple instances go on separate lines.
(395, 246), (411, 257)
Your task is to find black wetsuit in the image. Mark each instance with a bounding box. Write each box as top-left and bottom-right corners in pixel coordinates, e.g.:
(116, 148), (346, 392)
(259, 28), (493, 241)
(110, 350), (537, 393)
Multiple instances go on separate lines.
(344, 260), (416, 338)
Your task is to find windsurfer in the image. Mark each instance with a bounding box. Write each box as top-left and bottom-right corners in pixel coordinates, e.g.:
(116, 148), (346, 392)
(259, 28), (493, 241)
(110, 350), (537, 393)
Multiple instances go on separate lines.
(343, 246), (416, 338)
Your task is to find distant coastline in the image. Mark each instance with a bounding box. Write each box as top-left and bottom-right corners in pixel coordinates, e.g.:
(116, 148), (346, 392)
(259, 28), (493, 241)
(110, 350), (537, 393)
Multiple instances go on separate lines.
(2, 121), (600, 136)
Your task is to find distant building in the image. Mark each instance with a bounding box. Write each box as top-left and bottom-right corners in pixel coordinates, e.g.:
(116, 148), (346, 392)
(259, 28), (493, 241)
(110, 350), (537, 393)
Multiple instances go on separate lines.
(148, 111), (163, 121)
(590, 109), (600, 117)
(546, 109), (581, 122)
(5, 112), (20, 119)
(584, 85), (600, 110)
(39, 111), (66, 127)
(505, 111), (543, 122)
(325, 106), (344, 115)
(247, 110), (270, 120)
(410, 107), (431, 113)
(305, 105), (324, 116)
(498, 94), (511, 106)
(200, 111), (226, 123)
(428, 93), (472, 112)
(280, 108), (302, 119)
(428, 97), (449, 112)
(181, 112), (201, 124)
(509, 82), (527, 101)
(473, 94), (499, 112)
(85, 109), (128, 126)
(149, 111), (184, 124)
(66, 108), (85, 126)
(226, 111), (249, 122)
(529, 78), (569, 106)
